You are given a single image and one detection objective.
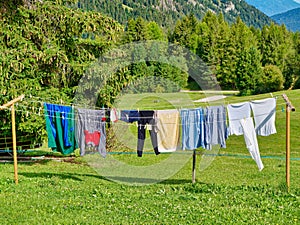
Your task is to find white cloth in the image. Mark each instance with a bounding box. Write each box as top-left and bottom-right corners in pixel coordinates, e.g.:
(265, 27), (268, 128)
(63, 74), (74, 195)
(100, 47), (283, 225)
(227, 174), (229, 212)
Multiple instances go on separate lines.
(240, 117), (264, 171)
(110, 108), (119, 123)
(250, 98), (277, 136)
(227, 102), (251, 136)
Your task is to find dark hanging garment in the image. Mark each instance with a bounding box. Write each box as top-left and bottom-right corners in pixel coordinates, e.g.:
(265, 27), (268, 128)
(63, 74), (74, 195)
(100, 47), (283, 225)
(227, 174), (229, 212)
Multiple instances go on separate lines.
(76, 108), (106, 157)
(137, 110), (159, 157)
(44, 103), (77, 155)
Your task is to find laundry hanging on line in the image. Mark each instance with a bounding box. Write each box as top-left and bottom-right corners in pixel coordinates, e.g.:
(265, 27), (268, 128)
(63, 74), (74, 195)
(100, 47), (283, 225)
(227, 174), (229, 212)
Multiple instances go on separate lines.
(250, 98), (277, 136)
(240, 117), (264, 171)
(180, 108), (205, 150)
(43, 96), (278, 171)
(227, 101), (251, 136)
(44, 103), (77, 155)
(137, 110), (160, 157)
(226, 97), (277, 170)
(204, 105), (228, 150)
(156, 109), (180, 152)
(76, 108), (106, 157)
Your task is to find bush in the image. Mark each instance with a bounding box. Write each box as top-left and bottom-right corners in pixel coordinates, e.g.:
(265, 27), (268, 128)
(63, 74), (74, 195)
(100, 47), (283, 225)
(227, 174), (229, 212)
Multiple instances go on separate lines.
(256, 65), (284, 94)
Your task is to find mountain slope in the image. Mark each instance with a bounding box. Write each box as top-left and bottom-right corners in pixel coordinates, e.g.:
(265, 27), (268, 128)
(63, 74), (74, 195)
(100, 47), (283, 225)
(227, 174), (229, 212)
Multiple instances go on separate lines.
(245, 0), (300, 16)
(271, 7), (300, 31)
(76, 0), (273, 29)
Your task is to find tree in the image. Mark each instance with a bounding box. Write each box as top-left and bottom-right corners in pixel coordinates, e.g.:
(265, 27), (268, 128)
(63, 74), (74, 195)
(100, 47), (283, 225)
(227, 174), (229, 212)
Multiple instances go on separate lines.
(260, 23), (294, 83)
(147, 21), (165, 41)
(0, 0), (122, 140)
(170, 14), (199, 54)
(235, 47), (263, 95)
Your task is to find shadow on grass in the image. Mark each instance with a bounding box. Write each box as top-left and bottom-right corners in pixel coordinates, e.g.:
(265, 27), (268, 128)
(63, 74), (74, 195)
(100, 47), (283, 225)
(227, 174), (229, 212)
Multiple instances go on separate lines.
(97, 176), (193, 185)
(18, 172), (111, 182)
(0, 159), (54, 165)
(14, 172), (298, 193)
(18, 171), (192, 184)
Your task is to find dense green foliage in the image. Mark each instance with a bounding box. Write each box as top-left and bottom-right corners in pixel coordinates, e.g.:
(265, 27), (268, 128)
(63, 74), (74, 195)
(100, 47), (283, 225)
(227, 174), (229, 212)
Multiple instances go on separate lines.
(0, 0), (300, 143)
(170, 13), (299, 94)
(261, 65), (284, 93)
(0, 0), (122, 140)
(76, 0), (273, 29)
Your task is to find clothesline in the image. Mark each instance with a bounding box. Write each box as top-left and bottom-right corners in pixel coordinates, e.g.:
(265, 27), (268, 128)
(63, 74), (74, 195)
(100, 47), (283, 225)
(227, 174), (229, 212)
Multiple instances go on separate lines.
(16, 96), (285, 113)
(12, 106), (284, 125)
(19, 93), (291, 110)
(2, 94), (296, 186)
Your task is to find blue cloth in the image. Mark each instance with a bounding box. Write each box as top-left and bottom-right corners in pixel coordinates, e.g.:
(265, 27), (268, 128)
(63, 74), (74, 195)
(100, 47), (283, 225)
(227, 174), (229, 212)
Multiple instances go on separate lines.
(204, 105), (227, 150)
(45, 103), (72, 147)
(120, 110), (140, 123)
(180, 108), (205, 150)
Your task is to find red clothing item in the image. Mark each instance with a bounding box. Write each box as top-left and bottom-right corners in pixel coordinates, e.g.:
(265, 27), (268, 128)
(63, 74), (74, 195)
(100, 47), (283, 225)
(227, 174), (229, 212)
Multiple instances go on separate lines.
(84, 130), (101, 146)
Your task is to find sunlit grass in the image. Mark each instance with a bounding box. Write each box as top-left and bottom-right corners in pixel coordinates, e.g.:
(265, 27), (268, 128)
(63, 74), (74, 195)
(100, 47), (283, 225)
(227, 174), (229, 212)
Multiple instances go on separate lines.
(0, 90), (300, 224)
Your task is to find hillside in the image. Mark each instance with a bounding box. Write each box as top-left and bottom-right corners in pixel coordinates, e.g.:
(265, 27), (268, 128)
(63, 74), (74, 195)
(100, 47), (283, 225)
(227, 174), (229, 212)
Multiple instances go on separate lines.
(271, 7), (300, 32)
(245, 0), (300, 16)
(76, 0), (273, 29)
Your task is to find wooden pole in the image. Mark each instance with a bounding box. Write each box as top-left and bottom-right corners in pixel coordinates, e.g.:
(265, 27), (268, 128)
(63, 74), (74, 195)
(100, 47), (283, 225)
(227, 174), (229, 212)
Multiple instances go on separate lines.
(192, 149), (196, 183)
(11, 104), (18, 184)
(0, 95), (24, 185)
(1, 95), (24, 108)
(282, 94), (295, 192)
(285, 104), (290, 191)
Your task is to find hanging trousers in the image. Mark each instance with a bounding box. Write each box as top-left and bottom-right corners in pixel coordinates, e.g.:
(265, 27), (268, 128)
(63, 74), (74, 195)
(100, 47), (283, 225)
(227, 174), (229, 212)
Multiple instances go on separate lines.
(137, 110), (160, 157)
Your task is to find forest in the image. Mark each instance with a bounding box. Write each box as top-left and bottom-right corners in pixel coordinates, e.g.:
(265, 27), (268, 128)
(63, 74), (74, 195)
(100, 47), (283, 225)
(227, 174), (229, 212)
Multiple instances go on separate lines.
(75, 0), (273, 29)
(0, 0), (300, 141)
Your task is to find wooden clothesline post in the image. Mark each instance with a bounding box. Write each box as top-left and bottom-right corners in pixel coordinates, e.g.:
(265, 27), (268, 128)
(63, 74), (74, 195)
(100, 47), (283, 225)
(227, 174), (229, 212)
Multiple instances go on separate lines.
(0, 95), (25, 185)
(282, 94), (295, 192)
(192, 149), (196, 183)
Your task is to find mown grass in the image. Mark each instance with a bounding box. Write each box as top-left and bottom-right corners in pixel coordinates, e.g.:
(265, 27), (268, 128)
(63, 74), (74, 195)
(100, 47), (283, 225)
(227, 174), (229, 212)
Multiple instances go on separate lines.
(0, 90), (300, 224)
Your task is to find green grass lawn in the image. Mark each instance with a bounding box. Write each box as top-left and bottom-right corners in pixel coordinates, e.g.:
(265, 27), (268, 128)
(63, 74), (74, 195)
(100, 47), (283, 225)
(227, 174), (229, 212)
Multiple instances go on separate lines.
(0, 90), (300, 224)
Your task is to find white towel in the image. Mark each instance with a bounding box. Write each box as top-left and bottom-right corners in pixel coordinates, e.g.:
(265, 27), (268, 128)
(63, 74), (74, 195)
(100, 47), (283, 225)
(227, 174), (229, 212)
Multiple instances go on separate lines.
(227, 102), (251, 136)
(250, 98), (277, 136)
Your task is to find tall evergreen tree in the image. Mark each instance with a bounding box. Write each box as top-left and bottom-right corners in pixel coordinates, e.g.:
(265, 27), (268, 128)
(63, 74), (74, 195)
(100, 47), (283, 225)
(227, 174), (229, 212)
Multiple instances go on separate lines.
(170, 14), (199, 54)
(260, 23), (294, 74)
(236, 47), (263, 95)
